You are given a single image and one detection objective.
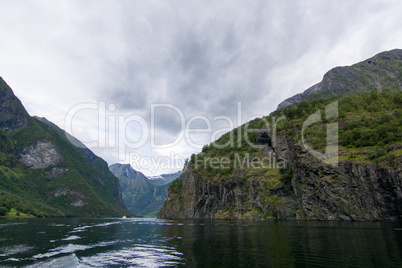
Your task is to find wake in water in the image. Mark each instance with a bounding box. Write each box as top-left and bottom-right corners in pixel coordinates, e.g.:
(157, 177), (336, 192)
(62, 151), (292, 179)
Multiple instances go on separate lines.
(28, 245), (183, 268)
(0, 218), (184, 267)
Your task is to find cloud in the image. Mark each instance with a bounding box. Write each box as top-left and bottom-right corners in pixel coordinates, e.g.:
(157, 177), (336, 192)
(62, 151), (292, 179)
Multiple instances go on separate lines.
(0, 0), (402, 175)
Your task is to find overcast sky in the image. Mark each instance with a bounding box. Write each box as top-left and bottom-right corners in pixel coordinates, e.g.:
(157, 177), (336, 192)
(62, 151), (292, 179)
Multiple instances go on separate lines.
(0, 0), (401, 175)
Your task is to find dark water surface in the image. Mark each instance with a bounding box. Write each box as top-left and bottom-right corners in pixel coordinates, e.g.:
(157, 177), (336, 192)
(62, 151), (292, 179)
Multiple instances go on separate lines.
(0, 218), (401, 267)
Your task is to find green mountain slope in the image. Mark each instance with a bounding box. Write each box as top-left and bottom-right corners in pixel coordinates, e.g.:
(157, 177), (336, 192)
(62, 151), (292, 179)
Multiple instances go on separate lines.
(110, 164), (180, 217)
(159, 50), (402, 221)
(0, 77), (130, 217)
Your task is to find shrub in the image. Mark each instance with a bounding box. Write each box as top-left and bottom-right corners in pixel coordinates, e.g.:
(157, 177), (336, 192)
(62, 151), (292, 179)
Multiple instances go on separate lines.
(395, 109), (402, 119)
(368, 148), (387, 160)
(202, 145), (209, 153)
(379, 113), (394, 124)
(169, 179), (182, 194)
(279, 167), (293, 182)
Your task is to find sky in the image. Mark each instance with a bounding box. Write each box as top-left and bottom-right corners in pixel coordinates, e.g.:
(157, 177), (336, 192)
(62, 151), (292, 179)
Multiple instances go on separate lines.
(0, 0), (401, 176)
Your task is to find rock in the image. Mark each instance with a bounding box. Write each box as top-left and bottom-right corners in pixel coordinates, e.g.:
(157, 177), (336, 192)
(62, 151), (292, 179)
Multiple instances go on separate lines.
(19, 139), (64, 169)
(44, 167), (69, 178)
(53, 188), (87, 207)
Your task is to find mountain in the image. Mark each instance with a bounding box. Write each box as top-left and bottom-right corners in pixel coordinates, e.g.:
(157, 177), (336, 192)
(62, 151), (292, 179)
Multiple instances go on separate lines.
(0, 77), (130, 217)
(277, 49), (402, 109)
(109, 164), (180, 217)
(148, 171), (182, 185)
(159, 49), (402, 221)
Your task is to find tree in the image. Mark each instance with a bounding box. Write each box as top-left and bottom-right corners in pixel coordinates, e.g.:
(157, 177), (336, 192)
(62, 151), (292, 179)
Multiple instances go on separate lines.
(0, 206), (8, 216)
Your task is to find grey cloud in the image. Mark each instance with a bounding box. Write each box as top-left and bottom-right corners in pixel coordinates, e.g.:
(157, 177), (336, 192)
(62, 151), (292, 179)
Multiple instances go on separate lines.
(102, 0), (343, 135)
(1, 0), (401, 173)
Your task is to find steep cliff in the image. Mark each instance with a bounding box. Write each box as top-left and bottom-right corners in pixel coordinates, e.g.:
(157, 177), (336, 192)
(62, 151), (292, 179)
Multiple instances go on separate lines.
(0, 77), (129, 217)
(159, 50), (402, 221)
(160, 103), (402, 220)
(159, 147), (401, 221)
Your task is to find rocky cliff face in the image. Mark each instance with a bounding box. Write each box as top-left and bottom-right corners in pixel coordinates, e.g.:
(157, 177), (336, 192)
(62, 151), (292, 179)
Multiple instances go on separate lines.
(277, 49), (402, 109)
(19, 139), (63, 169)
(278, 135), (401, 221)
(159, 133), (401, 221)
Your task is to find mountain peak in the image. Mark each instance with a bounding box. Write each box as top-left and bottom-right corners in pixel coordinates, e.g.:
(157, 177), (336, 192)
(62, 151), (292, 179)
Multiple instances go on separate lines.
(277, 48), (402, 110)
(0, 77), (30, 132)
(109, 163), (147, 182)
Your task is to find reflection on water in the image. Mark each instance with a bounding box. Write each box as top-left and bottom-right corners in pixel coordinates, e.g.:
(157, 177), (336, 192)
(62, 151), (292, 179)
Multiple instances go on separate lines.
(163, 221), (402, 267)
(0, 218), (401, 267)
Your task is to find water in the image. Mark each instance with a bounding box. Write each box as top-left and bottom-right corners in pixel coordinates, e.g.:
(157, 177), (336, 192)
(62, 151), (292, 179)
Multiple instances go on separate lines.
(0, 218), (401, 267)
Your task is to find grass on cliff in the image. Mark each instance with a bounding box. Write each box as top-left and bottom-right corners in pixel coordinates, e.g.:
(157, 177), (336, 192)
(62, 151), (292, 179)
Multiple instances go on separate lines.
(273, 90), (401, 167)
(189, 90), (401, 181)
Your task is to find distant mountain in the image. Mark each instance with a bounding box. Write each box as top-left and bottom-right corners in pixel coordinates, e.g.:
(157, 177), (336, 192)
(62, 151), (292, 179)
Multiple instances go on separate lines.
(109, 164), (180, 217)
(277, 49), (402, 109)
(0, 77), (130, 217)
(148, 171), (182, 185)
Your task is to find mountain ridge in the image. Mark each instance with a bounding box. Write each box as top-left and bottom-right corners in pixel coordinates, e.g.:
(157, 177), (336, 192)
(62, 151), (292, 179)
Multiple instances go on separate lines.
(277, 49), (402, 109)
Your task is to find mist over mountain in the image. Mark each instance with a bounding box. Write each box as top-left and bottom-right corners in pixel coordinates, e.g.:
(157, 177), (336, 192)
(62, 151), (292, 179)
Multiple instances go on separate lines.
(148, 171), (182, 186)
